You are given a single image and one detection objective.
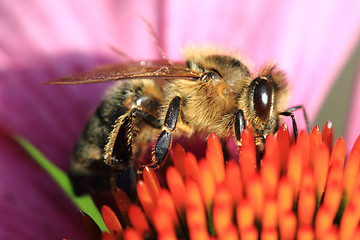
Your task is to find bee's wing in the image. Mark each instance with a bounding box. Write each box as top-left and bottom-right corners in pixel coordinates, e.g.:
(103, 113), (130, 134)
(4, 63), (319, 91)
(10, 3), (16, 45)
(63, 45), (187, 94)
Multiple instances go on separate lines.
(46, 61), (201, 85)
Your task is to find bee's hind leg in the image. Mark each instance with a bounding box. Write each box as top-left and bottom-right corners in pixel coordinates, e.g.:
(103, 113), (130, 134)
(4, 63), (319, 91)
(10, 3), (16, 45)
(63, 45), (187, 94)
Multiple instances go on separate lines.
(101, 107), (163, 199)
(105, 108), (161, 168)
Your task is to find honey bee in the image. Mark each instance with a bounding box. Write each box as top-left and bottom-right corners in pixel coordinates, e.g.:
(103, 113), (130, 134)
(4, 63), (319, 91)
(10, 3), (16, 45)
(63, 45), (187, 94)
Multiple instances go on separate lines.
(49, 47), (307, 195)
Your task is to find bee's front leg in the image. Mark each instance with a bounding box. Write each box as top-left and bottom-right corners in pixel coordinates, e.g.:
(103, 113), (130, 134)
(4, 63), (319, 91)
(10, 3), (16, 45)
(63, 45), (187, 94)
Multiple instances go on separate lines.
(153, 96), (181, 167)
(234, 109), (246, 144)
(280, 105), (309, 142)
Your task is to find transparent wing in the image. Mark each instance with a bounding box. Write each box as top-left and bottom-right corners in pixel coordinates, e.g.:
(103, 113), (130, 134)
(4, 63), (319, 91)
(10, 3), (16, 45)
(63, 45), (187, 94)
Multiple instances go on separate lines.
(46, 61), (201, 85)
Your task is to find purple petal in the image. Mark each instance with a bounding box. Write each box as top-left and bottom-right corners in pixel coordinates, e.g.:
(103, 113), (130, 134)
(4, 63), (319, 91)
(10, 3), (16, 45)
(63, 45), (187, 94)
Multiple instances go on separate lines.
(0, 0), (162, 169)
(0, 127), (87, 239)
(0, 1), (161, 238)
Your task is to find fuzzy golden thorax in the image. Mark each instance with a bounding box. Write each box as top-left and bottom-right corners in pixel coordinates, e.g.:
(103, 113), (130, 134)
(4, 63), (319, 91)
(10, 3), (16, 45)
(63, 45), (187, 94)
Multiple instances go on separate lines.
(160, 54), (251, 138)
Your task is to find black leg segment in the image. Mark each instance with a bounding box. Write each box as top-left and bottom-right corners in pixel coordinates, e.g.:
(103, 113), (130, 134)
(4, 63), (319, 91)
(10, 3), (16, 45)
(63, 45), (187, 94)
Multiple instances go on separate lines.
(155, 130), (172, 162)
(234, 109), (246, 141)
(151, 96), (181, 169)
(284, 105), (309, 133)
(280, 111), (299, 142)
(164, 96), (181, 131)
(280, 105), (309, 142)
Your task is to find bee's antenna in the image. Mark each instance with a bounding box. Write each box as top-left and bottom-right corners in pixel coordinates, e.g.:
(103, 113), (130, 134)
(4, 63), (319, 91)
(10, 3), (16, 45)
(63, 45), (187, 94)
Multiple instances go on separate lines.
(141, 17), (173, 66)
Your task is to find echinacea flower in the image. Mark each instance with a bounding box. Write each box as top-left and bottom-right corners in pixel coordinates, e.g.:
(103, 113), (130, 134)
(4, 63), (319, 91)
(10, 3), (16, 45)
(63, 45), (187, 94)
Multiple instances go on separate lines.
(82, 124), (360, 240)
(1, 1), (360, 239)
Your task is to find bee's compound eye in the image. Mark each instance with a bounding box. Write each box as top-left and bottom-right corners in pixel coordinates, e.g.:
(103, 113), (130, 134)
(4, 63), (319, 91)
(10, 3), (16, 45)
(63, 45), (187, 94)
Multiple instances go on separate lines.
(251, 77), (273, 120)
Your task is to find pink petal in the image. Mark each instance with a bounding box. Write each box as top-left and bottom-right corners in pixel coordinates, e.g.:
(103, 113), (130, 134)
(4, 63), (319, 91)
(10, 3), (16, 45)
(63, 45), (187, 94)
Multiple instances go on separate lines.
(164, 0), (360, 122)
(0, 127), (87, 239)
(0, 1), (160, 238)
(346, 62), (360, 151)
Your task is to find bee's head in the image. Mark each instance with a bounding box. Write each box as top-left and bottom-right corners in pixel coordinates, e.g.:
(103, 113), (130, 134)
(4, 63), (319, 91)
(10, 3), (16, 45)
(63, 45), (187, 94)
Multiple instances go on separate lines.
(244, 65), (289, 142)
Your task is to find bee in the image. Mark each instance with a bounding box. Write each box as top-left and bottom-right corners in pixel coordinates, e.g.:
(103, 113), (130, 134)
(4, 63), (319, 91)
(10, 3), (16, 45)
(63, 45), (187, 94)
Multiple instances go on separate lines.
(49, 47), (307, 196)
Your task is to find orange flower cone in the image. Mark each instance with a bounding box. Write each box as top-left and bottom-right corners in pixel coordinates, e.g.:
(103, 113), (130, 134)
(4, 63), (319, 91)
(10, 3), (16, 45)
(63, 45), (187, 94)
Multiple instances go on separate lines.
(81, 122), (360, 240)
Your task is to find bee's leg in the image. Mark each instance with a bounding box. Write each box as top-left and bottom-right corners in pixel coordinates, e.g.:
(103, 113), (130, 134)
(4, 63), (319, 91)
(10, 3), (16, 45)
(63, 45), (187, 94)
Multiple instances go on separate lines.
(115, 164), (137, 201)
(129, 108), (162, 129)
(153, 96), (181, 167)
(234, 109), (246, 143)
(280, 111), (298, 141)
(105, 107), (161, 197)
(283, 105), (310, 133)
(234, 109), (260, 169)
(280, 105), (309, 142)
(105, 108), (161, 171)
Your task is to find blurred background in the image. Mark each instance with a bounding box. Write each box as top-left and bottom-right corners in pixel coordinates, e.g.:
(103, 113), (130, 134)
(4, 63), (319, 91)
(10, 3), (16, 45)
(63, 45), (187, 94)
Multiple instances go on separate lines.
(315, 41), (360, 140)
